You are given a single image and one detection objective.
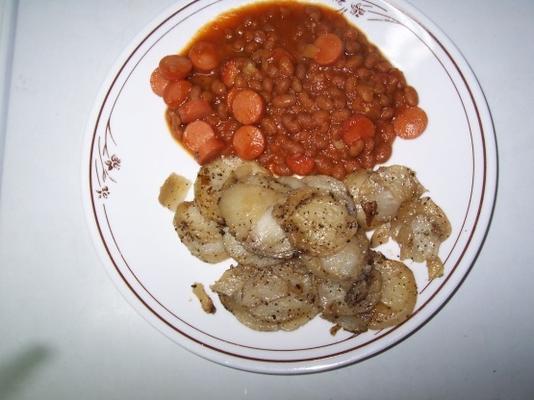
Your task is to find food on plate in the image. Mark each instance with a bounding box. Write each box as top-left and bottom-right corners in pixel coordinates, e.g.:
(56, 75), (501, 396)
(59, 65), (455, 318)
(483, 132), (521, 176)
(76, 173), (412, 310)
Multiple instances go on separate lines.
(158, 173), (191, 211)
(211, 261), (320, 331)
(273, 186), (358, 256)
(173, 202), (228, 263)
(387, 197), (452, 279)
(318, 266), (381, 333)
(191, 282), (216, 314)
(162, 158), (451, 333)
(151, 2), (429, 178)
(367, 253), (417, 330)
(300, 231), (369, 285)
(344, 165), (425, 230)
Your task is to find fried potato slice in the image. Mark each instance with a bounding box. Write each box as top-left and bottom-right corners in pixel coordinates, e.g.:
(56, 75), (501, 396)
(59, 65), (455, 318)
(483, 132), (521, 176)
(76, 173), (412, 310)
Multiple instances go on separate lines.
(158, 173), (191, 211)
(194, 156), (267, 224)
(301, 231), (370, 285)
(344, 165), (425, 230)
(211, 261), (319, 331)
(173, 201), (228, 263)
(273, 187), (358, 256)
(368, 254), (417, 330)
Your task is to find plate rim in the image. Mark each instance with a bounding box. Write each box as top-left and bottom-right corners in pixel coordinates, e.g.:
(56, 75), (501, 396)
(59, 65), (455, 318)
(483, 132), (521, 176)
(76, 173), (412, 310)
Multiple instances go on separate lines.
(81, 0), (498, 374)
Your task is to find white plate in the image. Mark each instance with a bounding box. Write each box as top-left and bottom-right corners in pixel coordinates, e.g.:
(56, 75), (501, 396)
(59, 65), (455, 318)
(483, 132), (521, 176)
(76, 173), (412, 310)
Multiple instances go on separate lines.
(82, 0), (497, 374)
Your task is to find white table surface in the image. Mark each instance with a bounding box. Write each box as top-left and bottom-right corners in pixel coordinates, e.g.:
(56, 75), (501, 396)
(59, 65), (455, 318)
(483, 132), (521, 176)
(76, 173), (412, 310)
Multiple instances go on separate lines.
(1, 0), (533, 398)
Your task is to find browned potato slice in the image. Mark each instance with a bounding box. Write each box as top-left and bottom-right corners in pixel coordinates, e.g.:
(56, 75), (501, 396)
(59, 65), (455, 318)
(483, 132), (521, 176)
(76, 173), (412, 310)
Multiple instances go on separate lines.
(194, 156), (267, 224)
(318, 267), (382, 333)
(274, 187), (358, 257)
(158, 173), (191, 211)
(173, 202), (228, 263)
(211, 261), (319, 331)
(222, 230), (282, 268)
(301, 231), (370, 285)
(344, 165), (425, 230)
(368, 255), (417, 330)
(390, 196), (451, 278)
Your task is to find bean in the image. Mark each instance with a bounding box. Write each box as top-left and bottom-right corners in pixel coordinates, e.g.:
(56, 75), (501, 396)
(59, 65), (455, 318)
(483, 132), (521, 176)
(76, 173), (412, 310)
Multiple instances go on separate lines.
(404, 86), (419, 106)
(233, 73), (247, 89)
(376, 61), (391, 73)
(274, 77), (290, 94)
(345, 40), (361, 54)
(266, 65), (278, 78)
(346, 54), (364, 70)
(296, 63), (306, 80)
(315, 156), (333, 175)
(244, 30), (254, 42)
(315, 134), (328, 149)
(272, 163), (292, 176)
(394, 90), (406, 107)
(305, 6), (322, 21)
(333, 97), (346, 109)
(282, 114), (300, 132)
(252, 49), (268, 63)
(316, 95), (333, 111)
(200, 91), (213, 103)
(312, 110), (330, 125)
(254, 30), (266, 44)
(364, 137), (375, 153)
(291, 77), (303, 92)
(331, 164), (346, 180)
(278, 56), (295, 76)
(211, 79), (226, 96)
(332, 75), (345, 89)
(357, 84), (374, 102)
(297, 112), (313, 129)
(264, 36), (276, 50)
(374, 143), (392, 163)
(332, 108), (351, 123)
(261, 117), (278, 136)
(298, 92), (314, 110)
(233, 39), (244, 52)
(245, 41), (259, 53)
(378, 93), (392, 107)
(364, 52), (380, 68)
(356, 67), (371, 79)
(190, 85), (202, 100)
(346, 76), (358, 93)
(273, 94), (296, 108)
(379, 122), (395, 143)
(380, 107), (394, 120)
(285, 140), (305, 155)
(224, 29), (233, 41)
(344, 159), (360, 173)
(262, 77), (273, 93)
(349, 139), (364, 157)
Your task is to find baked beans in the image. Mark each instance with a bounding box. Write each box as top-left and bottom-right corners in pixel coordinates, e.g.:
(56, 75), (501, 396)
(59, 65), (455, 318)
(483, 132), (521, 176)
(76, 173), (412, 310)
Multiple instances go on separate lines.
(151, 1), (428, 177)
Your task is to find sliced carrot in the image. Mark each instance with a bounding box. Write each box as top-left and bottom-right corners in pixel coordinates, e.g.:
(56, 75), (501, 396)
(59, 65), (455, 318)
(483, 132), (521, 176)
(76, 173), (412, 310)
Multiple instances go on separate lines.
(393, 106), (428, 139)
(286, 154), (315, 176)
(231, 89), (264, 125)
(150, 67), (170, 97)
(232, 125), (265, 160)
(163, 80), (192, 109)
(341, 114), (376, 146)
(313, 33), (343, 65)
(159, 55), (193, 80)
(189, 41), (219, 71)
(197, 137), (225, 164)
(178, 99), (212, 123)
(226, 87), (240, 109)
(221, 59), (240, 87)
(182, 120), (216, 153)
